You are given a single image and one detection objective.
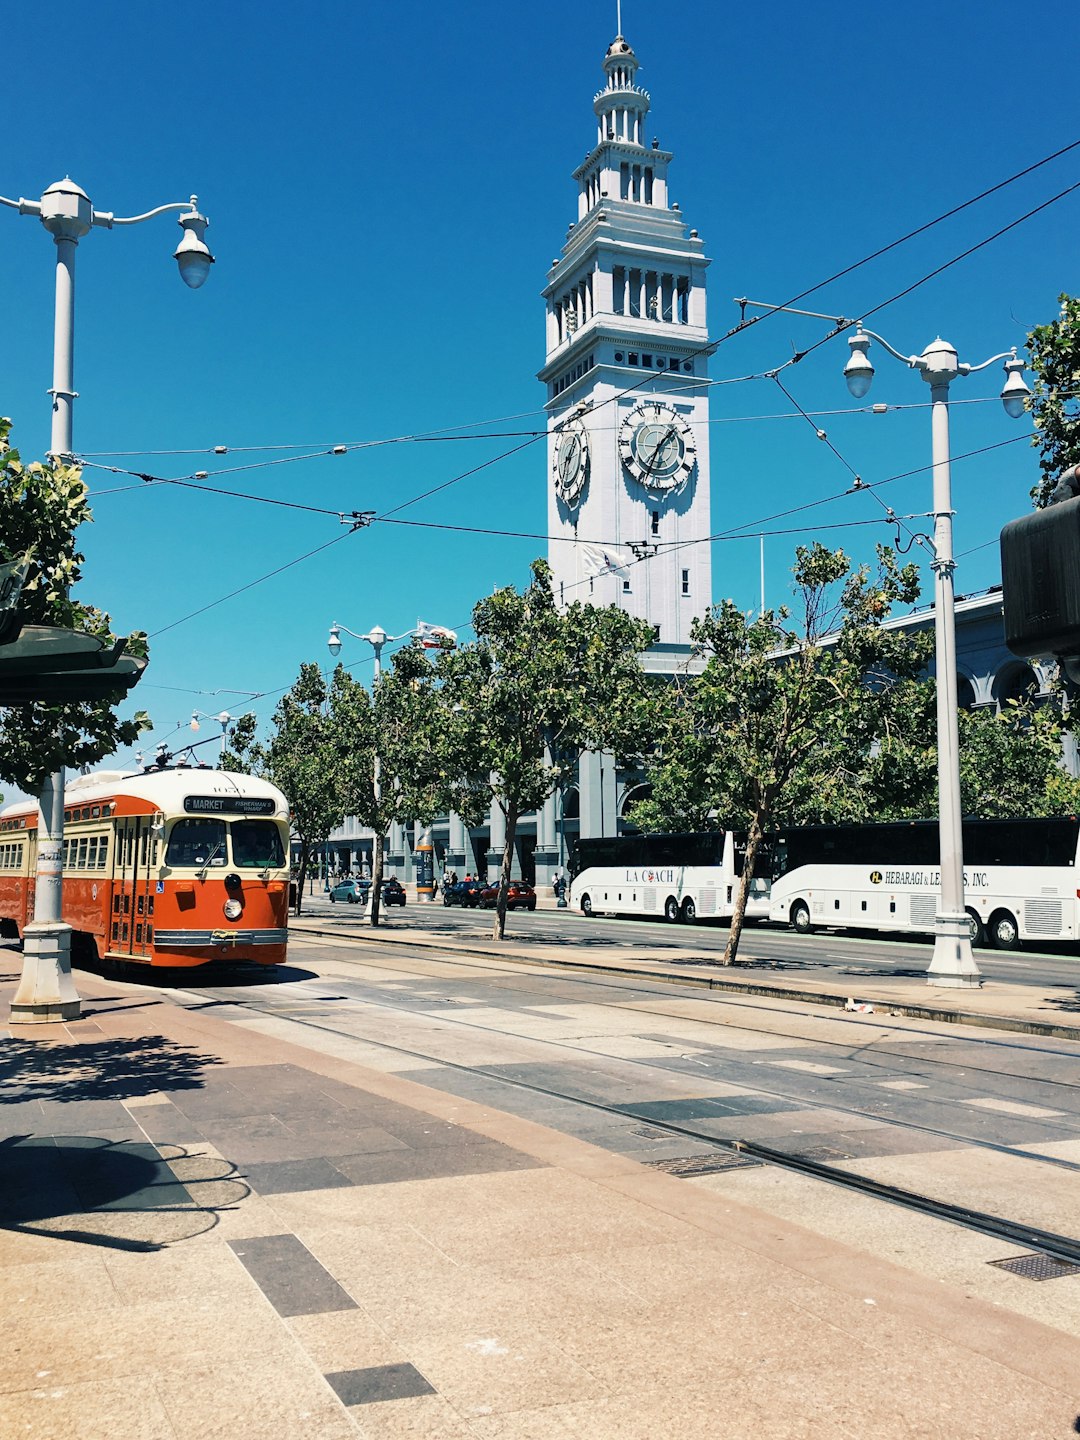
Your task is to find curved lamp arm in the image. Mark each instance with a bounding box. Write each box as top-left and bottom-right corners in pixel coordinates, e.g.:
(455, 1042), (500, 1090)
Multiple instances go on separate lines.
(92, 196), (202, 229)
(852, 326), (920, 367)
(958, 349), (1019, 377)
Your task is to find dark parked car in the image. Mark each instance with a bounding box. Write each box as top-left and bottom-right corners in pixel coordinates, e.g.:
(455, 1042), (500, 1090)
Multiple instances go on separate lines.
(479, 881), (536, 911)
(354, 877), (408, 906)
(443, 879), (485, 907)
(378, 877), (406, 906)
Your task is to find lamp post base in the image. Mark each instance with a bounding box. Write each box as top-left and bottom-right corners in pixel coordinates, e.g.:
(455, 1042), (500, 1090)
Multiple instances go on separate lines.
(927, 913), (983, 988)
(10, 921), (81, 1023)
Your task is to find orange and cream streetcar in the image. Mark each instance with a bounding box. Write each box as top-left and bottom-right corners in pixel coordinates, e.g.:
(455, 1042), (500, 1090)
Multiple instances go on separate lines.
(0, 767), (290, 967)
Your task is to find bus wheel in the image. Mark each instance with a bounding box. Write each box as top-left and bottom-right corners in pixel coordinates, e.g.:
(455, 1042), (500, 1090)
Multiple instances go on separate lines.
(681, 898), (697, 925)
(664, 896), (681, 923)
(989, 909), (1021, 951)
(790, 901), (813, 935)
(580, 894), (594, 917)
(965, 908), (986, 948)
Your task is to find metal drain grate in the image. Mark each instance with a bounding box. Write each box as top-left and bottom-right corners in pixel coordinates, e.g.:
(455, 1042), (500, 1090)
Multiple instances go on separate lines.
(990, 1253), (1080, 1282)
(646, 1153), (763, 1178)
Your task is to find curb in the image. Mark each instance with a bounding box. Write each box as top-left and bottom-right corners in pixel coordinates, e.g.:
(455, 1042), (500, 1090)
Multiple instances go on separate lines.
(287, 923), (1080, 1044)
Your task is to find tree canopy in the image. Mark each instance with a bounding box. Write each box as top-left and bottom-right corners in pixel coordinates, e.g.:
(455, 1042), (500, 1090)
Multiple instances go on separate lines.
(633, 543), (929, 963)
(432, 559), (657, 938)
(0, 416), (149, 793)
(1027, 293), (1080, 507)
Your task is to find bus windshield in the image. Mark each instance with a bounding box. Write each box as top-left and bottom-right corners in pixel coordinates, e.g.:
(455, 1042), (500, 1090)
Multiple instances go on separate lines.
(231, 820), (285, 869)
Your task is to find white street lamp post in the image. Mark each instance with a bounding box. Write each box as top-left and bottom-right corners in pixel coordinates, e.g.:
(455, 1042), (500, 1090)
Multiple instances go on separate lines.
(2, 178), (213, 1024)
(844, 328), (1030, 986)
(191, 710), (234, 762)
(327, 623), (407, 920)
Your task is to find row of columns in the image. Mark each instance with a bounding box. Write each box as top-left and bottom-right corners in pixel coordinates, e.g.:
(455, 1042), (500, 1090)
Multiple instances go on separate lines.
(597, 107), (645, 146)
(558, 274), (595, 341)
(614, 267), (688, 324)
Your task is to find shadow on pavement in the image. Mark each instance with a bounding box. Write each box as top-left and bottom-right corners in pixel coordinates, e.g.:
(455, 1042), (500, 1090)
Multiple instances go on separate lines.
(0, 1033), (222, 1105)
(0, 1134), (250, 1252)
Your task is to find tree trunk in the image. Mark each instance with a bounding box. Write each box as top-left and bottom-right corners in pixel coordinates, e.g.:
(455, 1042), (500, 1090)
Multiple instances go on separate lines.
(368, 830), (385, 927)
(721, 810), (766, 966)
(492, 804), (518, 942)
(294, 840), (308, 916)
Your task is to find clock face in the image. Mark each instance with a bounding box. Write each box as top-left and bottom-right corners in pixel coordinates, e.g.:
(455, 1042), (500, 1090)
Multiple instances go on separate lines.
(553, 420), (590, 507)
(619, 402), (696, 493)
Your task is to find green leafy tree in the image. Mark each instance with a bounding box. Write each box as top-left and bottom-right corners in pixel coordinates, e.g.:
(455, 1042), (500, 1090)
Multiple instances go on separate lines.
(634, 544), (929, 964)
(324, 653), (451, 925)
(809, 675), (1080, 823)
(229, 664), (344, 914)
(0, 416), (150, 792)
(1027, 293), (1080, 507)
(433, 559), (657, 939)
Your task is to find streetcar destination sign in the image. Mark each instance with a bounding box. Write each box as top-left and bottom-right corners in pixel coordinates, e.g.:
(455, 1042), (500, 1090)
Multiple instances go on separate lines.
(184, 795), (276, 816)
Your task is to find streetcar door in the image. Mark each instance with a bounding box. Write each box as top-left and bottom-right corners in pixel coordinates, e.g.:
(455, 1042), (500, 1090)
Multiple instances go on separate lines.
(129, 818), (154, 957)
(111, 819), (133, 953)
(111, 817), (153, 957)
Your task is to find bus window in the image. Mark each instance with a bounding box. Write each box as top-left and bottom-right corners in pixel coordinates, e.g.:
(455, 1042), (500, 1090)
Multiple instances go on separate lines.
(231, 821), (285, 869)
(166, 819), (227, 868)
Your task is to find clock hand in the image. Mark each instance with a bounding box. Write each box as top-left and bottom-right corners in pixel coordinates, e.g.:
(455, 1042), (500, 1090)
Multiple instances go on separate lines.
(643, 424), (677, 480)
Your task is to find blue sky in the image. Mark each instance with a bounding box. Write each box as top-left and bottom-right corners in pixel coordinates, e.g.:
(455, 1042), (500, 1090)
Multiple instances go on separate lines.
(2, 0), (1077, 776)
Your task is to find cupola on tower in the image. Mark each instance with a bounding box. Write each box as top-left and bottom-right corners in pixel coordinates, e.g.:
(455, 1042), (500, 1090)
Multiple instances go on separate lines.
(540, 31), (712, 644)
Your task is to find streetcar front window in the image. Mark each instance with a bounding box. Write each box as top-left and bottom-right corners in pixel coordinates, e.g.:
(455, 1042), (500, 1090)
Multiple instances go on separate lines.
(166, 819), (227, 867)
(231, 820), (285, 869)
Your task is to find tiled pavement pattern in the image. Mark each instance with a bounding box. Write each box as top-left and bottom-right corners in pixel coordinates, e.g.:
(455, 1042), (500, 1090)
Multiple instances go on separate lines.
(220, 966), (1080, 1192)
(3, 960), (1080, 1436)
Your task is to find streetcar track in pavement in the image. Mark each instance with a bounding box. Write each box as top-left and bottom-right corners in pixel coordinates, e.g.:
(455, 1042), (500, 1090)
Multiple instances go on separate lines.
(223, 967), (1080, 1177)
(287, 925), (1080, 1096)
(176, 972), (1080, 1270)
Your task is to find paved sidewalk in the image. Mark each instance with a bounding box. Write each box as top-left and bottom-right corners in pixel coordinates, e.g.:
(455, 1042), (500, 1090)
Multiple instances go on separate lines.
(3, 958), (1080, 1439)
(292, 909), (1080, 1041)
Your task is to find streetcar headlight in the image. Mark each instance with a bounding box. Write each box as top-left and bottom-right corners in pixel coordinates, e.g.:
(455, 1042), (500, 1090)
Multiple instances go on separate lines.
(223, 898), (243, 920)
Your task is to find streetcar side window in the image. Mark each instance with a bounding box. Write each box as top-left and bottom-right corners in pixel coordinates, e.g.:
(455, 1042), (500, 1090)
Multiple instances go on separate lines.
(231, 820), (285, 869)
(166, 819), (228, 867)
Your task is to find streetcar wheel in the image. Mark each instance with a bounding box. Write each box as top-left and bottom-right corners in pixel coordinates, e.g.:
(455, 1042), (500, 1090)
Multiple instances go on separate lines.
(965, 907), (986, 948)
(681, 898), (697, 925)
(990, 909), (1021, 951)
(664, 896), (681, 923)
(581, 894), (594, 917)
(790, 901), (812, 935)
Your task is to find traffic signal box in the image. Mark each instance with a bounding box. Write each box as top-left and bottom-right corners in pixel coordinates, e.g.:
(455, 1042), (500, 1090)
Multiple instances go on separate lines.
(1000, 494), (1080, 659)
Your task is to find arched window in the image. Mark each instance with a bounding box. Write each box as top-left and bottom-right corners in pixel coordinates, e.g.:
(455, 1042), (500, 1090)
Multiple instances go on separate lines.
(992, 663), (1039, 710)
(956, 676), (977, 711)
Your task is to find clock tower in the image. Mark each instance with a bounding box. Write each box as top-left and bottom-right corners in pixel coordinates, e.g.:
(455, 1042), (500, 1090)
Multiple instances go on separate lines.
(540, 31), (712, 645)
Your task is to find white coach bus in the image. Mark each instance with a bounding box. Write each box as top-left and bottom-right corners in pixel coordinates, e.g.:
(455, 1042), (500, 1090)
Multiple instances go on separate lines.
(768, 817), (1080, 951)
(568, 830), (772, 925)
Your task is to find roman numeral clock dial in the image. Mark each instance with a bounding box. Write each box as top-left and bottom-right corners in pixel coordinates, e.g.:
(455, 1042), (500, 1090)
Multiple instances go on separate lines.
(618, 402), (696, 493)
(552, 419), (590, 507)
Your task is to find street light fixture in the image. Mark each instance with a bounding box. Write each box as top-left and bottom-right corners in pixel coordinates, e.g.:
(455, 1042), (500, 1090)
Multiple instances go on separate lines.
(326, 623), (412, 919)
(2, 177), (212, 1024)
(842, 326), (1030, 987)
(191, 709), (234, 761)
